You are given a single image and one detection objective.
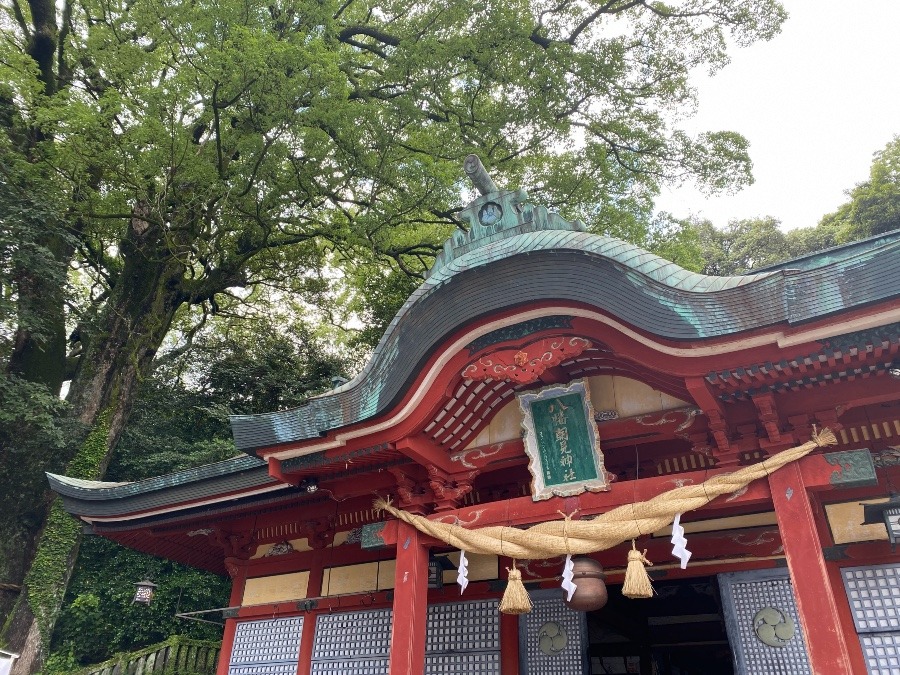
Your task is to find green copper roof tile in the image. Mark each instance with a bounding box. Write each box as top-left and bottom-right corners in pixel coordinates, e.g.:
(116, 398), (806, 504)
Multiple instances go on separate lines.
(47, 455), (266, 500)
(216, 228), (900, 452)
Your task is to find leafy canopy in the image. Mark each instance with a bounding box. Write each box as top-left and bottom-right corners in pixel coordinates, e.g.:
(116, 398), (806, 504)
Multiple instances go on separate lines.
(0, 0), (787, 332)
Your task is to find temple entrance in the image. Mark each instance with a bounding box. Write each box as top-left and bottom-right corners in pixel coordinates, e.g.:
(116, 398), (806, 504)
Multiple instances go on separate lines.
(586, 576), (734, 675)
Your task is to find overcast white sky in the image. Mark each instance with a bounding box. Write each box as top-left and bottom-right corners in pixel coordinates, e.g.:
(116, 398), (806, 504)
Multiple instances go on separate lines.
(654, 0), (900, 231)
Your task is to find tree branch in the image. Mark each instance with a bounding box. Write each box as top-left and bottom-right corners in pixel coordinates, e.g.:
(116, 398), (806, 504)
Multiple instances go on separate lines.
(338, 25), (401, 47)
(150, 304), (209, 369)
(10, 0), (30, 40)
(211, 82), (225, 178)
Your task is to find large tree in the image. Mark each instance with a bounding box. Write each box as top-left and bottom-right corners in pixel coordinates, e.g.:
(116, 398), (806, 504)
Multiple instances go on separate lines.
(44, 322), (342, 670)
(0, 0), (787, 669)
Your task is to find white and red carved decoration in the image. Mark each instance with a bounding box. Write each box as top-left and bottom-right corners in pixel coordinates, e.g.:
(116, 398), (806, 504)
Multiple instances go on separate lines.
(461, 337), (592, 384)
(426, 465), (479, 512)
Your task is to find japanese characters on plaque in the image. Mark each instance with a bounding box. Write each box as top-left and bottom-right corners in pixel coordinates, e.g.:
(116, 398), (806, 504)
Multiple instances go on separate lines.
(518, 379), (610, 501)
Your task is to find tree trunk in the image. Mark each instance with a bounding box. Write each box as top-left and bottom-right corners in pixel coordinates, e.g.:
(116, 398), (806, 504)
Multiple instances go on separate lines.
(6, 261), (68, 393)
(3, 208), (188, 674)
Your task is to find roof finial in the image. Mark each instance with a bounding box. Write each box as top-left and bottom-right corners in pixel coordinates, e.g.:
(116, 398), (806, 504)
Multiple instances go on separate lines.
(464, 154), (498, 196)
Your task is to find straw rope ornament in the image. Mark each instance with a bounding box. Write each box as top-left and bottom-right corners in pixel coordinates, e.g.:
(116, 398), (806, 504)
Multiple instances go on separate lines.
(375, 429), (836, 612)
(498, 561), (532, 614)
(622, 541), (654, 599)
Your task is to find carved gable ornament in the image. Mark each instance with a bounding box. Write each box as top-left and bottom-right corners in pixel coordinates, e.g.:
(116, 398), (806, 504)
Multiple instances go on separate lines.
(518, 379), (610, 501)
(462, 336), (591, 385)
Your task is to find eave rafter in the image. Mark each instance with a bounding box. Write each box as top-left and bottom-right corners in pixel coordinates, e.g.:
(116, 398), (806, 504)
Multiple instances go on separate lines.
(707, 324), (900, 402)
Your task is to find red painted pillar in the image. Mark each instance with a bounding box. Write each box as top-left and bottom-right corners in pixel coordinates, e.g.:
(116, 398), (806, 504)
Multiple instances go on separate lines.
(388, 522), (429, 675)
(769, 463), (855, 674)
(825, 561), (869, 674)
(217, 559), (247, 675)
(296, 613), (317, 675)
(297, 550), (325, 675)
(499, 612), (519, 675)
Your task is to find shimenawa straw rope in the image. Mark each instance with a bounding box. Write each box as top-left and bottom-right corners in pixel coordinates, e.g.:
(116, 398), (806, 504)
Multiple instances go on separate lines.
(374, 429), (836, 560)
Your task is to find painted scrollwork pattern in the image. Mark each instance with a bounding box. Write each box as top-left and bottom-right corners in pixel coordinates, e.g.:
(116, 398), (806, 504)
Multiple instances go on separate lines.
(462, 337), (592, 384)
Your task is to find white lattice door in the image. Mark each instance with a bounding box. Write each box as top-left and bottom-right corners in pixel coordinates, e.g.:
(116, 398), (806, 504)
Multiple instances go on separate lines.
(518, 590), (588, 675)
(227, 616), (305, 675)
(718, 569), (812, 674)
(309, 600), (501, 674)
(842, 563), (900, 675)
(311, 607), (394, 674)
(425, 599), (501, 674)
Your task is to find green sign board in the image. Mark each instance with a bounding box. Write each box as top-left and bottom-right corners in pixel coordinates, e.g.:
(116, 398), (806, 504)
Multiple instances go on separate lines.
(519, 379), (609, 500)
(530, 393), (598, 486)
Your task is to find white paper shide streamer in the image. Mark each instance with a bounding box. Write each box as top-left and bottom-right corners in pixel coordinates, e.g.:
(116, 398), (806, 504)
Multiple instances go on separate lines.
(561, 553), (577, 601)
(670, 513), (692, 569)
(457, 550), (469, 594)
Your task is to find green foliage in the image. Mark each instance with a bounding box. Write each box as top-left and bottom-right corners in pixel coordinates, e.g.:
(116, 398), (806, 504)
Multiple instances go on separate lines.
(50, 538), (228, 668)
(108, 319), (346, 480)
(44, 323), (337, 666)
(819, 136), (900, 242)
(0, 0), (789, 334)
(0, 157), (71, 357)
(2, 0), (790, 660)
(643, 214), (705, 272)
(25, 501), (83, 648)
(42, 646), (80, 674)
(691, 216), (792, 275)
(660, 136), (900, 278)
(200, 325), (346, 415)
(0, 373), (72, 641)
(45, 634), (222, 675)
(346, 267), (422, 351)
(669, 215), (849, 276)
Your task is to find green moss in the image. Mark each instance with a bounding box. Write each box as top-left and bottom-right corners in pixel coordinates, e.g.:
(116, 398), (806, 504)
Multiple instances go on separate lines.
(65, 636), (221, 675)
(25, 410), (111, 648)
(65, 409), (111, 480)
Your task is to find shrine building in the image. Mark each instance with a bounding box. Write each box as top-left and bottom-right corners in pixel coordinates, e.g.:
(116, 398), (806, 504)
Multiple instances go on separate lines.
(50, 158), (900, 675)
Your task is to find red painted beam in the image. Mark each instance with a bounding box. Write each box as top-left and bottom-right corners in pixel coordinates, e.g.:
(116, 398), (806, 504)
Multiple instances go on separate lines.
(297, 612), (316, 675)
(370, 452), (850, 553)
(418, 466), (774, 531)
(216, 561), (247, 675)
(395, 435), (456, 474)
(826, 561), (869, 675)
(449, 439), (525, 471)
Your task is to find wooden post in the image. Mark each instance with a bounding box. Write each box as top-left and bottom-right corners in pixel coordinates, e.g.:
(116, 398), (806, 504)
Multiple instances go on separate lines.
(216, 559), (247, 675)
(388, 522), (429, 675)
(499, 613), (519, 675)
(769, 463), (855, 674)
(297, 550), (325, 675)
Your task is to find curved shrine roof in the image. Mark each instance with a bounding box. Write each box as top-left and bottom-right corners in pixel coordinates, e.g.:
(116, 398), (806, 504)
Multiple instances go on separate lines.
(46, 162), (900, 517)
(229, 182), (900, 454)
(46, 455), (276, 518)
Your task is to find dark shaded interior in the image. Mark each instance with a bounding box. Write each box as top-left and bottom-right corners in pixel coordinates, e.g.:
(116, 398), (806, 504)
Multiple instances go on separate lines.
(587, 576), (734, 675)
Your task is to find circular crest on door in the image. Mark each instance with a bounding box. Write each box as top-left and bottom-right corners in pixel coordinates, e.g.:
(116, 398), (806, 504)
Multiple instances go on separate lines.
(538, 621), (568, 655)
(753, 607), (796, 647)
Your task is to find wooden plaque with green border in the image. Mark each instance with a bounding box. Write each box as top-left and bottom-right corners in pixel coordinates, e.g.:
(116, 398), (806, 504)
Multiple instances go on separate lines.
(518, 379), (609, 501)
